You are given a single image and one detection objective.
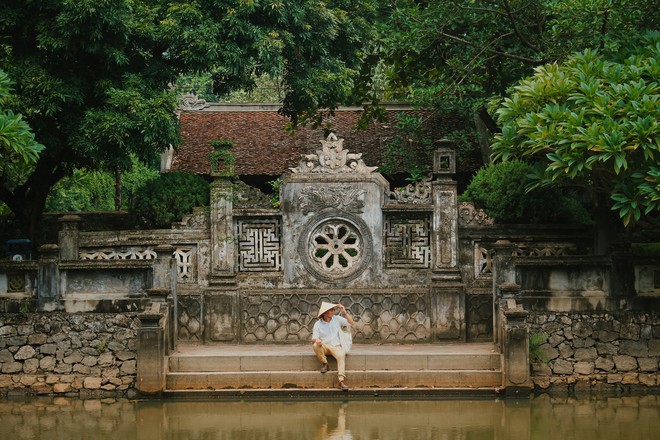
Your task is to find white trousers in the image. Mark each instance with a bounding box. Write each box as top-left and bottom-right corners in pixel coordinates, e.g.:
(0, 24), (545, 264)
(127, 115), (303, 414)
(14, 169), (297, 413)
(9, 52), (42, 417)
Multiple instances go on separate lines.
(312, 342), (346, 381)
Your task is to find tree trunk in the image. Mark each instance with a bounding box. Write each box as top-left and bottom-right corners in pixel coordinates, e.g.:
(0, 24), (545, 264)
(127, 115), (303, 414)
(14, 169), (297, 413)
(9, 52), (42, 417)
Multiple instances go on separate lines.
(114, 168), (122, 211)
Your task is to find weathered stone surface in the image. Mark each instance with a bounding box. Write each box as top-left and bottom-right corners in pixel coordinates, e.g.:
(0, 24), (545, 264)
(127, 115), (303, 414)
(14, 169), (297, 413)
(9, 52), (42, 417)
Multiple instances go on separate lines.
(539, 344), (559, 361)
(27, 333), (47, 345)
(613, 355), (638, 371)
(552, 359), (573, 374)
(574, 362), (595, 375)
(639, 374), (657, 386)
(619, 323), (641, 340)
(2, 362), (22, 373)
(82, 356), (98, 367)
(120, 360), (137, 375)
(23, 358), (39, 374)
(116, 351), (135, 361)
(0, 326), (16, 336)
(572, 322), (593, 338)
(40, 344), (58, 355)
(83, 377), (102, 389)
(98, 352), (115, 366)
(595, 342), (618, 356)
(595, 357), (615, 372)
(597, 330), (618, 342)
(649, 339), (660, 356)
(39, 356), (56, 371)
(574, 347), (598, 362)
(63, 351), (83, 364)
(637, 357), (658, 372)
(14, 345), (36, 360)
(619, 340), (648, 357)
(53, 383), (71, 393)
(0, 349), (14, 363)
(558, 343), (574, 359)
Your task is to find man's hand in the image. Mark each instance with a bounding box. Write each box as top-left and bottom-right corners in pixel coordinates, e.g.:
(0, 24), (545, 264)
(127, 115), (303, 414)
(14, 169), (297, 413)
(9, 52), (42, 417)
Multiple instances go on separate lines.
(313, 339), (322, 347)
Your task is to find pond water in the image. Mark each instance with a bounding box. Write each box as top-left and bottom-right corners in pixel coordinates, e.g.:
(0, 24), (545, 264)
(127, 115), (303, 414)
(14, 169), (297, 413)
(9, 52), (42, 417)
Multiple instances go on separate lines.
(1, 394), (659, 440)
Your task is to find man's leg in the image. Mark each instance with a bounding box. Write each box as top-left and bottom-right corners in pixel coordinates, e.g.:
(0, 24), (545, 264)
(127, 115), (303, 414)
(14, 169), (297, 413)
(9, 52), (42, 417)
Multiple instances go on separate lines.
(325, 344), (346, 382)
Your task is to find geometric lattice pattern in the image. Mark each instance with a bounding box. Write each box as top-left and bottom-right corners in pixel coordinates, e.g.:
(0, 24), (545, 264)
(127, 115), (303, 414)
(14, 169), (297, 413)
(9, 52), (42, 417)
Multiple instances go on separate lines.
(177, 295), (203, 342)
(7, 274), (25, 292)
(236, 218), (282, 272)
(466, 293), (493, 342)
(384, 214), (431, 268)
(79, 248), (157, 260)
(240, 291), (430, 343)
(173, 247), (195, 283)
(474, 244), (495, 278)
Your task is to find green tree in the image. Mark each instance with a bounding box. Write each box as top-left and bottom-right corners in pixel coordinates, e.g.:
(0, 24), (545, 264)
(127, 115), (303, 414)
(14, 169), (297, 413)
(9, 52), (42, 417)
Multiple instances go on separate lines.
(0, 69), (44, 204)
(372, 0), (658, 179)
(491, 33), (659, 226)
(0, 0), (378, 242)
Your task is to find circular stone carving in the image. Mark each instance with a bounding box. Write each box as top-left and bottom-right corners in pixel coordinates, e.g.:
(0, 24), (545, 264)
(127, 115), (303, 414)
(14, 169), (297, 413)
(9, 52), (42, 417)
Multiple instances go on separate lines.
(299, 212), (372, 283)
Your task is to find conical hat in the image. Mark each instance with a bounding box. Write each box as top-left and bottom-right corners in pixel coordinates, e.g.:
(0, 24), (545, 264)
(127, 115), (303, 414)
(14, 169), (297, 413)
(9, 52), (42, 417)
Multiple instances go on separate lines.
(317, 301), (337, 318)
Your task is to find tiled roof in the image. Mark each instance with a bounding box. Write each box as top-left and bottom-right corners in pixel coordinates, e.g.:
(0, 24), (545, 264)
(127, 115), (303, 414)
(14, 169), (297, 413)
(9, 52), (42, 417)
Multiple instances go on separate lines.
(170, 104), (443, 176)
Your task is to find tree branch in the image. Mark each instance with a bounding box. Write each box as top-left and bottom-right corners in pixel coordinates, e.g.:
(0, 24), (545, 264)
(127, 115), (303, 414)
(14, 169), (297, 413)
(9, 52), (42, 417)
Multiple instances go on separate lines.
(502, 0), (542, 53)
(436, 30), (540, 63)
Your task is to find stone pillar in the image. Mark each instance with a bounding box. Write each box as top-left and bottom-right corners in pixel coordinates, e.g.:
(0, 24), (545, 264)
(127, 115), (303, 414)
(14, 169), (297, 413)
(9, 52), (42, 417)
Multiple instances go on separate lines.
(136, 305), (165, 395)
(492, 240), (520, 346)
(37, 244), (60, 312)
(206, 175), (238, 342)
(209, 176), (235, 285)
(502, 306), (532, 396)
(151, 244), (175, 293)
(58, 214), (81, 260)
(429, 145), (465, 340)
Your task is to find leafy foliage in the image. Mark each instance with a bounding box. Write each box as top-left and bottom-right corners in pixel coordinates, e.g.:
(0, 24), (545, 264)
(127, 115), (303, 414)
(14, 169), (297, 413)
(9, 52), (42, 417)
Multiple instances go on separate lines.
(45, 157), (159, 212)
(458, 160), (592, 224)
(0, 0), (379, 241)
(129, 172), (209, 229)
(0, 69), (44, 189)
(491, 33), (659, 225)
(371, 0), (658, 183)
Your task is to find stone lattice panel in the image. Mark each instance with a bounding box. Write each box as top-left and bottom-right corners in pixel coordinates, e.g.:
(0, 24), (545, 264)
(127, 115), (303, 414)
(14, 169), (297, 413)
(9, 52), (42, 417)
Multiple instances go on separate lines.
(474, 244), (495, 278)
(173, 247), (195, 283)
(466, 293), (493, 342)
(384, 214), (431, 268)
(177, 295), (203, 342)
(240, 291), (430, 343)
(236, 218), (282, 272)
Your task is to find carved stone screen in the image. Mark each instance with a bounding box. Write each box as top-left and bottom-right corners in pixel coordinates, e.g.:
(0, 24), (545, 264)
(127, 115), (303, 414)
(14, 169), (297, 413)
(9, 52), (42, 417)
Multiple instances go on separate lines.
(384, 213), (431, 268)
(236, 218), (282, 272)
(241, 290), (430, 343)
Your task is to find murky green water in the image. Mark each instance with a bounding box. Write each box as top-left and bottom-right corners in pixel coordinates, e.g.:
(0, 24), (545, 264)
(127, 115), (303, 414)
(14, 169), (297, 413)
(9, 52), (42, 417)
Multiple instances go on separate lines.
(1, 395), (659, 439)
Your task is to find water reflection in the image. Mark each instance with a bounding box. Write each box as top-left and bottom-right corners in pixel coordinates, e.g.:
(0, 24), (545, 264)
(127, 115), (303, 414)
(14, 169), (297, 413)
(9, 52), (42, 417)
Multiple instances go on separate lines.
(1, 395), (659, 440)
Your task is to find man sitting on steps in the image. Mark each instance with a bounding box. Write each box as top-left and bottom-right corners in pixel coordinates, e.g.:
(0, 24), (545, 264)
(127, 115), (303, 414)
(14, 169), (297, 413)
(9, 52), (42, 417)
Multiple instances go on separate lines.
(312, 302), (355, 391)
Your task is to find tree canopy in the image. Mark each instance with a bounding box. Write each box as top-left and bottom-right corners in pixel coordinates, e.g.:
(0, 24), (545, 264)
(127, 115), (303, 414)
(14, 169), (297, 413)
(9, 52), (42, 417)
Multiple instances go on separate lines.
(491, 33), (659, 226)
(372, 0), (658, 180)
(0, 0), (379, 241)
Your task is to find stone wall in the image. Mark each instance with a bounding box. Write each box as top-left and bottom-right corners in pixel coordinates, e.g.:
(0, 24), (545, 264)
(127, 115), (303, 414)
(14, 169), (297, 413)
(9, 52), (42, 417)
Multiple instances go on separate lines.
(528, 311), (660, 396)
(0, 312), (139, 397)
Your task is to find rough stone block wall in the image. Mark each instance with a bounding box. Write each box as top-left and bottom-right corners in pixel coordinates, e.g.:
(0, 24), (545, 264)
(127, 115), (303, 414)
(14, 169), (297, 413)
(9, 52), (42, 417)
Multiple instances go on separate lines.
(0, 313), (139, 397)
(528, 312), (660, 396)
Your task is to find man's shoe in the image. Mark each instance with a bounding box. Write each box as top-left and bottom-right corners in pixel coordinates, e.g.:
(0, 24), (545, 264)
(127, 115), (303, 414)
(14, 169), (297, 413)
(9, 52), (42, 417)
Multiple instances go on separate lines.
(320, 363), (328, 374)
(339, 380), (349, 391)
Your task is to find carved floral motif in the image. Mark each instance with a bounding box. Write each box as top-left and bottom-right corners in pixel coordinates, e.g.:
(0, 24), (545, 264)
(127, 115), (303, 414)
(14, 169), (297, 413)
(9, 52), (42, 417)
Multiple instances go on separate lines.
(299, 186), (366, 215)
(290, 133), (377, 174)
(179, 93), (209, 111)
(388, 178), (432, 204)
(458, 201), (494, 226)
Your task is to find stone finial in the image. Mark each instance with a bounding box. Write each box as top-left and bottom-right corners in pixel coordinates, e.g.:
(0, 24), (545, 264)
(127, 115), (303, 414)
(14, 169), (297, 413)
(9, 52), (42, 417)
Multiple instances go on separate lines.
(290, 133), (378, 174)
(179, 93), (209, 111)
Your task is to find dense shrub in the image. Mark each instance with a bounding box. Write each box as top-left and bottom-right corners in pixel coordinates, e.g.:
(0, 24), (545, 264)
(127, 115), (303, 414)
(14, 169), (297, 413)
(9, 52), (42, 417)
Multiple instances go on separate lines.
(458, 160), (592, 224)
(129, 172), (209, 228)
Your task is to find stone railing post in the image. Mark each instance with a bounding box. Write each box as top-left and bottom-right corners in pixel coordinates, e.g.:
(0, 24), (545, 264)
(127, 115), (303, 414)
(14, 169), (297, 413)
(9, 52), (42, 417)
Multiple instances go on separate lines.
(37, 244), (60, 311)
(430, 144), (465, 340)
(58, 214), (81, 260)
(502, 301), (531, 396)
(136, 303), (166, 395)
(209, 175), (236, 286)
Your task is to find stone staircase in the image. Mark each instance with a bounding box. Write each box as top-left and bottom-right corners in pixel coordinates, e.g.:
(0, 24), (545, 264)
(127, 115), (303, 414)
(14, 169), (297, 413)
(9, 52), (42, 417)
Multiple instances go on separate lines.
(165, 343), (503, 396)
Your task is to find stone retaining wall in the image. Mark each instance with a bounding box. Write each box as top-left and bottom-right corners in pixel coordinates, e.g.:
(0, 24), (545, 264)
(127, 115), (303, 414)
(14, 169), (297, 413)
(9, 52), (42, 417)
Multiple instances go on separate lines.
(0, 312), (139, 397)
(528, 312), (660, 396)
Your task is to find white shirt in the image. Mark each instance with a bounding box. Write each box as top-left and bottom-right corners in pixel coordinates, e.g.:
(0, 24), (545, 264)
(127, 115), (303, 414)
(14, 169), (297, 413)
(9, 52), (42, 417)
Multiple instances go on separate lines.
(312, 315), (348, 346)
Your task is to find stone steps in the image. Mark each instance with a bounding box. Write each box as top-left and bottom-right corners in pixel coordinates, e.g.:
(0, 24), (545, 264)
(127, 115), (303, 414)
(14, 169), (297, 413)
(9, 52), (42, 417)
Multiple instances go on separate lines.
(165, 343), (502, 392)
